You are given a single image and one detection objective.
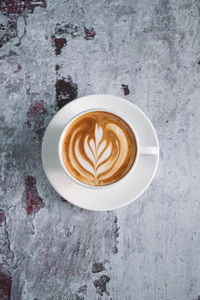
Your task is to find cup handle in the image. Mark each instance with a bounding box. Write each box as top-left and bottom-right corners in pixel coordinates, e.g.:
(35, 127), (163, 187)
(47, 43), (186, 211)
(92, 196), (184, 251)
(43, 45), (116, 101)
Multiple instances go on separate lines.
(140, 146), (159, 156)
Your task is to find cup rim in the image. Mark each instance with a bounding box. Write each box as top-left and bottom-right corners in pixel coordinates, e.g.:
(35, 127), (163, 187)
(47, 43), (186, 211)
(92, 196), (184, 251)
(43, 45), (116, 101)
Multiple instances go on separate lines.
(58, 108), (140, 189)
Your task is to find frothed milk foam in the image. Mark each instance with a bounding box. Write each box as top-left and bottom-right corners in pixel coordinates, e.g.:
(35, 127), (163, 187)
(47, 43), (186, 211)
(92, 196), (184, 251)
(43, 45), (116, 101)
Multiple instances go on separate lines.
(61, 111), (137, 186)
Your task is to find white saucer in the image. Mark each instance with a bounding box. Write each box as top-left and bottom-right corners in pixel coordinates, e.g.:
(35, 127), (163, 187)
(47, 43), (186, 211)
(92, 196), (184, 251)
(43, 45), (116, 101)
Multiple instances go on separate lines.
(42, 95), (159, 211)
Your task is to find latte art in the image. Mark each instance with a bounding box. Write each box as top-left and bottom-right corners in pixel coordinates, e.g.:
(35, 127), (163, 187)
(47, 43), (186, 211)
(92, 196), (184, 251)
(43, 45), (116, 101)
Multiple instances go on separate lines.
(61, 111), (137, 186)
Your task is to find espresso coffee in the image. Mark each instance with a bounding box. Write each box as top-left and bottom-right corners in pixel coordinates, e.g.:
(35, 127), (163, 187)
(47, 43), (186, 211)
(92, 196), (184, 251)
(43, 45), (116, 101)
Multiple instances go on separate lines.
(61, 111), (137, 186)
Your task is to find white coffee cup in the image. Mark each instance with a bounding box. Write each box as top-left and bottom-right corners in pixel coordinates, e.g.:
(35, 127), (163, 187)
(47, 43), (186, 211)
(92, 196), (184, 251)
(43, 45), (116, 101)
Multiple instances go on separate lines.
(58, 109), (158, 189)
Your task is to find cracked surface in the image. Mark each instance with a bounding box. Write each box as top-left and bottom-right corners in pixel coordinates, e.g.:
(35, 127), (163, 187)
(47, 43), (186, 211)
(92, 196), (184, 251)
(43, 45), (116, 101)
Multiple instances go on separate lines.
(0, 0), (200, 299)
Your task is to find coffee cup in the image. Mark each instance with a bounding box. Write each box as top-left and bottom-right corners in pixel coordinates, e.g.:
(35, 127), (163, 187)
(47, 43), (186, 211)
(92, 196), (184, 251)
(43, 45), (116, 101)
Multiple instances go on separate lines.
(58, 109), (158, 189)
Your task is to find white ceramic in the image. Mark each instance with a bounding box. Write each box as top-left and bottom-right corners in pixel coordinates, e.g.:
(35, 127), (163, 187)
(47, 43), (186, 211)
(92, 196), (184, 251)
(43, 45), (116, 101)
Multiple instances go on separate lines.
(42, 94), (159, 211)
(58, 108), (158, 189)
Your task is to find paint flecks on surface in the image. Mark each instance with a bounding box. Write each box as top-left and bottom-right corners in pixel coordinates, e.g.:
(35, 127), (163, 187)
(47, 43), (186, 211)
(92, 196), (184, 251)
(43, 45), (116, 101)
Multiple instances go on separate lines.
(24, 176), (45, 215)
(92, 262), (105, 273)
(0, 210), (5, 226)
(52, 23), (80, 55)
(113, 216), (119, 254)
(23, 0), (46, 13)
(105, 214), (120, 255)
(0, 209), (14, 264)
(94, 275), (110, 296)
(0, 0), (46, 47)
(0, 19), (18, 48)
(13, 64), (21, 73)
(55, 64), (60, 71)
(84, 26), (96, 40)
(54, 38), (67, 55)
(55, 76), (78, 110)
(77, 285), (87, 294)
(75, 285), (87, 299)
(55, 23), (80, 38)
(0, 269), (12, 300)
(26, 100), (47, 137)
(0, 0), (46, 16)
(0, 1), (22, 15)
(122, 84), (130, 96)
(52, 23), (96, 54)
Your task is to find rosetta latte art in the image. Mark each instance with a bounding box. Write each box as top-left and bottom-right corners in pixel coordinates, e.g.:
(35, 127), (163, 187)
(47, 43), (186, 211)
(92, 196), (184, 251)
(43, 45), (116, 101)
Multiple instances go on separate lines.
(62, 111), (137, 186)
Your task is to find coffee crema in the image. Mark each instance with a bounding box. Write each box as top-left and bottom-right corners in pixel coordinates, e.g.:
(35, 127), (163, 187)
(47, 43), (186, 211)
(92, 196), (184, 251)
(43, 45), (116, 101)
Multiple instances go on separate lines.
(61, 111), (137, 186)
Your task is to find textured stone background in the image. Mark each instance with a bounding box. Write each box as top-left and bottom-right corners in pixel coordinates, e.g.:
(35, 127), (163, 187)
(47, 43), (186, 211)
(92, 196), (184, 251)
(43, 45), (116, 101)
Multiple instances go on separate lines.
(0, 0), (200, 299)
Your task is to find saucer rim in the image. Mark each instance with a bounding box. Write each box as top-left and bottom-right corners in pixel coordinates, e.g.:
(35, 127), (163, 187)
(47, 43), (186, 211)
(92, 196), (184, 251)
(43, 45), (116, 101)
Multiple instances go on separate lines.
(42, 94), (159, 211)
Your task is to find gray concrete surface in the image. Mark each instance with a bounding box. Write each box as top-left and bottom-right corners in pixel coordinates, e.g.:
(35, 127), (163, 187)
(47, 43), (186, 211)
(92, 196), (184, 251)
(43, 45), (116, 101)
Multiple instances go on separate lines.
(0, 0), (200, 299)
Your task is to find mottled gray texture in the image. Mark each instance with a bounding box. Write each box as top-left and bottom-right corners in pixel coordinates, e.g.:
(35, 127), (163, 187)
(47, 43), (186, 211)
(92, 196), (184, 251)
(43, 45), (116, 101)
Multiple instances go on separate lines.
(0, 0), (200, 299)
